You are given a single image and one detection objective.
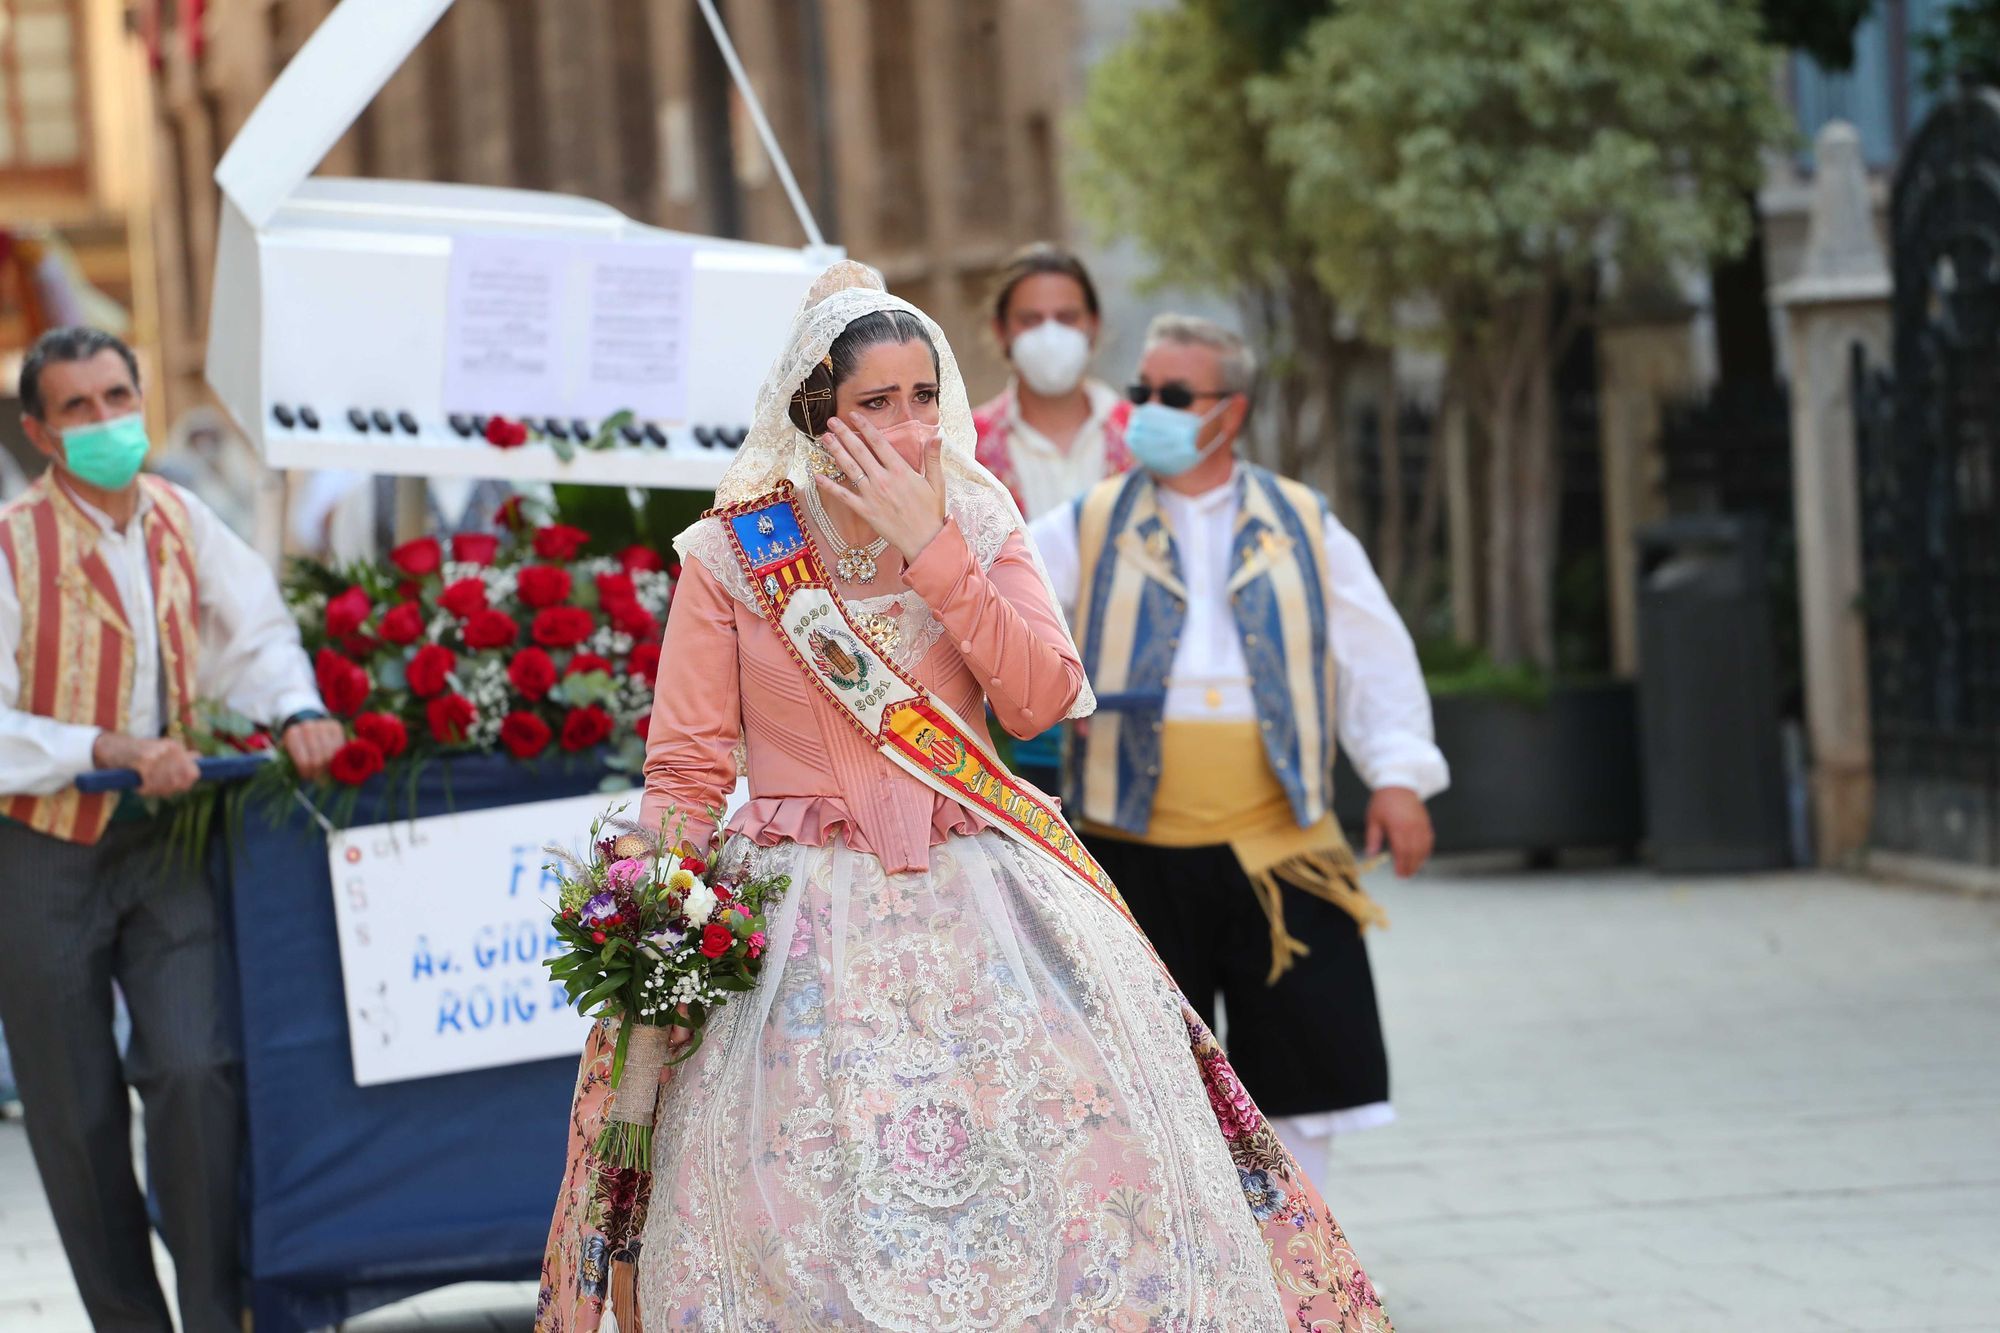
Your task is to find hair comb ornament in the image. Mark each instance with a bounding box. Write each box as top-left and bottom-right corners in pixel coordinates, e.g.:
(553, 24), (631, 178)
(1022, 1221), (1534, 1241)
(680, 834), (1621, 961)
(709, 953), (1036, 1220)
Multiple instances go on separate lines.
(788, 358), (838, 440)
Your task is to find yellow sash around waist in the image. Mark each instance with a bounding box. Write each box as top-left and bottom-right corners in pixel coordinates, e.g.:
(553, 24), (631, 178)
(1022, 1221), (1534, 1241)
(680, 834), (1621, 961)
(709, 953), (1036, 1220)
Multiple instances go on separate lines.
(1083, 720), (1386, 983)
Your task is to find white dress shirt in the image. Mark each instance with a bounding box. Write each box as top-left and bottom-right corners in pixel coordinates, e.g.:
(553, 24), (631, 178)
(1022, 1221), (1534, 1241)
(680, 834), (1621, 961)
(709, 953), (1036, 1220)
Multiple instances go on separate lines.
(1030, 468), (1449, 799)
(0, 479), (322, 795)
(1000, 379), (1126, 520)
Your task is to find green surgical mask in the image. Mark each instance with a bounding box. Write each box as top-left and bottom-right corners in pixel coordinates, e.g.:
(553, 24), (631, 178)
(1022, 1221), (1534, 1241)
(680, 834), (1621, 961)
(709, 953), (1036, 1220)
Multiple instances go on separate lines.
(60, 414), (150, 490)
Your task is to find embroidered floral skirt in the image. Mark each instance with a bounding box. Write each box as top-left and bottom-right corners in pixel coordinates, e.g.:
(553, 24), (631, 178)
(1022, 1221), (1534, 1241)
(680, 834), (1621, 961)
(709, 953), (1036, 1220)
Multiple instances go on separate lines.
(539, 830), (1390, 1332)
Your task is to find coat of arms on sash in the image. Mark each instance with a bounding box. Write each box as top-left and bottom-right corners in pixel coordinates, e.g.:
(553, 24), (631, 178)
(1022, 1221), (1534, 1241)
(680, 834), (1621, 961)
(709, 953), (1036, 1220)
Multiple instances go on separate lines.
(807, 625), (869, 691)
(912, 725), (967, 775)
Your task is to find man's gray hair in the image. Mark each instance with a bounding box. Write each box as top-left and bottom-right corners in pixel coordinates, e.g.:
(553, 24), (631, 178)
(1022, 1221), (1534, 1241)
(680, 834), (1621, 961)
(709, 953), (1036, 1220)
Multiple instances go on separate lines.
(19, 326), (140, 420)
(1142, 314), (1258, 395)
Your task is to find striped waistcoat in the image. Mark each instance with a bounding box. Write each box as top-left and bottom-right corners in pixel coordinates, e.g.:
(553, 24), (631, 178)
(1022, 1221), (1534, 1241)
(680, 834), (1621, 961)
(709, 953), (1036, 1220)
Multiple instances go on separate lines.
(1065, 464), (1337, 835)
(0, 475), (201, 843)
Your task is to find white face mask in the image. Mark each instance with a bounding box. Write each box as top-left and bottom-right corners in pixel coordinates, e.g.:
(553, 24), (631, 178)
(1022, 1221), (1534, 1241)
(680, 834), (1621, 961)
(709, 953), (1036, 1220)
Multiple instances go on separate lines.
(1010, 322), (1092, 397)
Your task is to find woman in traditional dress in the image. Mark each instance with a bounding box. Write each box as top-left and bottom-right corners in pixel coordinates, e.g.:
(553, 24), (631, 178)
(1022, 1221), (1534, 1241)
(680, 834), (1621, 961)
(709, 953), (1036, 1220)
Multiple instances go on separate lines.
(537, 263), (1391, 1332)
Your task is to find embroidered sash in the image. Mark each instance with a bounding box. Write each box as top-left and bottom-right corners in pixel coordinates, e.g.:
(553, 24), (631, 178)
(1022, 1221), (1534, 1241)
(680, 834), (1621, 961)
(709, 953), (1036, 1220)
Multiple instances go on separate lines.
(708, 484), (1393, 1329)
(714, 484), (1131, 921)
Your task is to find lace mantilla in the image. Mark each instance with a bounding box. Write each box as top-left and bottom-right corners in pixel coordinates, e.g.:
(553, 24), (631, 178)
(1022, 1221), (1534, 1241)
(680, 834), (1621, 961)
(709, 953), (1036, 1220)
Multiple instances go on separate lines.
(673, 261), (1094, 719)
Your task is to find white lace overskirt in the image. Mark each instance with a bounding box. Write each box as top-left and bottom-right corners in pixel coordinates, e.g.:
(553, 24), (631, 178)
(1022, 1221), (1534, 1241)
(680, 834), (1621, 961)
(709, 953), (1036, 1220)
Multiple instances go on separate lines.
(637, 831), (1286, 1331)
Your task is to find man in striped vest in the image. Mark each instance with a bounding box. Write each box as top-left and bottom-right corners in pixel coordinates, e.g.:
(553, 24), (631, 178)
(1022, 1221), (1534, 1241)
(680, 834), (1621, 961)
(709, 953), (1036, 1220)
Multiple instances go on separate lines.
(1030, 314), (1449, 1190)
(0, 328), (344, 1332)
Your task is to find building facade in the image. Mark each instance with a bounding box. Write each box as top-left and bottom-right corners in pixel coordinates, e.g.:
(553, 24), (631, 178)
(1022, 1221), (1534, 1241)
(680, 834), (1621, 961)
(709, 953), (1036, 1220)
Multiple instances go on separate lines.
(1, 0), (155, 484)
(147, 0), (1079, 426)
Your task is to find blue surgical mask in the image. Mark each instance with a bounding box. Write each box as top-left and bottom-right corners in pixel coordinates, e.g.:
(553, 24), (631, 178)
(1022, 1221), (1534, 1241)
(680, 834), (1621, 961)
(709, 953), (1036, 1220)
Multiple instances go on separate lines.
(1126, 400), (1231, 477)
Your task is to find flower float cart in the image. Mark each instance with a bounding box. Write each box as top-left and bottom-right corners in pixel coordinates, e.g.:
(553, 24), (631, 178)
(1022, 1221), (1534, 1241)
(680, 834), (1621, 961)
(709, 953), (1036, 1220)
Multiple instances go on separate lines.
(224, 754), (612, 1333)
(209, 507), (687, 1331)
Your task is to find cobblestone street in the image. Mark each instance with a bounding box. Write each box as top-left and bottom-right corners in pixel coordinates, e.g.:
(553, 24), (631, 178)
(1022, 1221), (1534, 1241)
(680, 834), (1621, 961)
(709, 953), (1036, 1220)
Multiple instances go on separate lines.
(5, 863), (1997, 1331)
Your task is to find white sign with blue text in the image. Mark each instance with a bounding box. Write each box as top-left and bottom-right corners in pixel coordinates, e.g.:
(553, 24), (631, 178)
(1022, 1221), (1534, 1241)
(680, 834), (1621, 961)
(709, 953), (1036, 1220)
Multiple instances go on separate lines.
(327, 790), (631, 1087)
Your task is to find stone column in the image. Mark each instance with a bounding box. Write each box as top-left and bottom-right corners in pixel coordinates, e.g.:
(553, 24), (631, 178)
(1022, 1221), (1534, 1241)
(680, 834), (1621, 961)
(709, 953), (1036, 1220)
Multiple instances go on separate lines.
(1595, 292), (1696, 677)
(1773, 122), (1891, 867)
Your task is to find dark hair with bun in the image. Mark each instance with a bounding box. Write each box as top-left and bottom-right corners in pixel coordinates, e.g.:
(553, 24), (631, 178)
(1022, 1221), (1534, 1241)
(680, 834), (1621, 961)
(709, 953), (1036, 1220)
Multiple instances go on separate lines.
(988, 243), (1101, 326)
(788, 310), (940, 437)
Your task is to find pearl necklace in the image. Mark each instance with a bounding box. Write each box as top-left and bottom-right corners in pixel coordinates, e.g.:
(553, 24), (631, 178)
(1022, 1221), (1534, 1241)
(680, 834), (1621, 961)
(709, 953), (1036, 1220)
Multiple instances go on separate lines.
(804, 482), (889, 583)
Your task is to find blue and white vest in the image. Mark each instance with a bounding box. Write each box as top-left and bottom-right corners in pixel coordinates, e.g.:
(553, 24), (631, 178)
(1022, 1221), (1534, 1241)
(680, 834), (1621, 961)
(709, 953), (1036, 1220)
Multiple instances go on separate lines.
(1064, 464), (1338, 835)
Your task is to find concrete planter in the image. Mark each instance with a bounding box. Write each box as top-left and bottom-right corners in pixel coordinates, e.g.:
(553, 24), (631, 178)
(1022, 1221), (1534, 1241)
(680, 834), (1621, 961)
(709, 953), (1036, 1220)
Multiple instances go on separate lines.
(1336, 680), (1645, 859)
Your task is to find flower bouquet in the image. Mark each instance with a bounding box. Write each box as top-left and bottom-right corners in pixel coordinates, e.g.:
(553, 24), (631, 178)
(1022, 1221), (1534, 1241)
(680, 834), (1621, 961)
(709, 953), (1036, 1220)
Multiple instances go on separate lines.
(544, 807), (791, 1173)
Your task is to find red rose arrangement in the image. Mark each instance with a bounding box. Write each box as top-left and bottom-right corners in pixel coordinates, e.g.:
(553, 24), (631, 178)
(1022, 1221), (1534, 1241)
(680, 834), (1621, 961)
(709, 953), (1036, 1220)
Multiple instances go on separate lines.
(389, 536), (442, 577)
(451, 532), (500, 565)
(560, 704), (614, 751)
(439, 577), (488, 618)
(484, 416), (530, 449)
(532, 524), (591, 561)
(281, 511), (676, 786)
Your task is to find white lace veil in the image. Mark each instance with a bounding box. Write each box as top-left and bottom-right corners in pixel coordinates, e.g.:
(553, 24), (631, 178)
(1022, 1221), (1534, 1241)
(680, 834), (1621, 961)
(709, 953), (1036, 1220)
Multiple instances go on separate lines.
(675, 260), (1096, 720)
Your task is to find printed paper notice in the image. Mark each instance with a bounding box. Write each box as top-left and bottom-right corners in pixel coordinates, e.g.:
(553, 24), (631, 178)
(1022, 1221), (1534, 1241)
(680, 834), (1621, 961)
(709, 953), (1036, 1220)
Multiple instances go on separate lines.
(442, 235), (694, 423)
(328, 791), (615, 1086)
(585, 249), (692, 420)
(328, 779), (748, 1086)
(441, 237), (562, 415)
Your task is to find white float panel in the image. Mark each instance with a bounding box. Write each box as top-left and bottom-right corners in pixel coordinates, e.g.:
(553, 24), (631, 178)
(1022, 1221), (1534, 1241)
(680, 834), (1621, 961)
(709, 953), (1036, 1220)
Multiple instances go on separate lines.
(206, 0), (836, 490)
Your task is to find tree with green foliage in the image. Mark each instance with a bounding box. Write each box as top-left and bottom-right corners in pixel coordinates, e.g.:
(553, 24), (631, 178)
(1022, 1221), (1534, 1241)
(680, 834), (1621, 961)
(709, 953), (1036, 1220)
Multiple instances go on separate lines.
(1192, 0), (1337, 68)
(1070, 1), (1366, 517)
(1922, 0), (2000, 89)
(1759, 0), (1877, 67)
(1253, 0), (1790, 669)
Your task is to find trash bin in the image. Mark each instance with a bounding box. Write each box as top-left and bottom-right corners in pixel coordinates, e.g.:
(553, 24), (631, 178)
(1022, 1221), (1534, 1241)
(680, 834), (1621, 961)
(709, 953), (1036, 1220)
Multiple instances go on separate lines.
(1635, 516), (1790, 871)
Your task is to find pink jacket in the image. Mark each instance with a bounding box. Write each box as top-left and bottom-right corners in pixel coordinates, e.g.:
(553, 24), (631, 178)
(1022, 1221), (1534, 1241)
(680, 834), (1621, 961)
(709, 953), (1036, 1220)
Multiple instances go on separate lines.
(972, 388), (1134, 516)
(641, 518), (1084, 873)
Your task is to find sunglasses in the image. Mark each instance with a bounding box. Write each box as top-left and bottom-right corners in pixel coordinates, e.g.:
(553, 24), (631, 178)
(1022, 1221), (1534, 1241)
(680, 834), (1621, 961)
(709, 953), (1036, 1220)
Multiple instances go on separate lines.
(1126, 382), (1232, 410)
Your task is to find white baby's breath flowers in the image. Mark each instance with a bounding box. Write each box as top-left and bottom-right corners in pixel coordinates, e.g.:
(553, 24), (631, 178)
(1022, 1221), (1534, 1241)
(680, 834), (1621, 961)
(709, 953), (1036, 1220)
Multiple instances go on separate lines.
(634, 570), (673, 615)
(461, 657), (511, 748)
(481, 568), (518, 602)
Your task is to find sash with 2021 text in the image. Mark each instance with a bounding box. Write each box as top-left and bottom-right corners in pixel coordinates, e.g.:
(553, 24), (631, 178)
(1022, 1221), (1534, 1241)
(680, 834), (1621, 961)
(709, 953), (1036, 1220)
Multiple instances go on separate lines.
(713, 484), (1129, 916)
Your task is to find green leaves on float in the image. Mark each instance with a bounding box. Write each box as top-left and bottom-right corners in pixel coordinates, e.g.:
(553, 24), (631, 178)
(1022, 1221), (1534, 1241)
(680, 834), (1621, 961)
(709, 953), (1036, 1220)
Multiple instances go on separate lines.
(550, 670), (621, 710)
(586, 410), (634, 452)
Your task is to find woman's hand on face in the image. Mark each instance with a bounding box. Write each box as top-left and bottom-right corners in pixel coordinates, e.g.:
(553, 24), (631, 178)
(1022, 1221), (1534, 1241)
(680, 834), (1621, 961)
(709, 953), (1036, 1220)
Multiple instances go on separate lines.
(816, 416), (947, 561)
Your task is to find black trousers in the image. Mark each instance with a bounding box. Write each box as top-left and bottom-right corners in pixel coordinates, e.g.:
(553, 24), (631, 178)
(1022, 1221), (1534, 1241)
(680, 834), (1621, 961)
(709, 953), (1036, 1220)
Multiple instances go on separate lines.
(0, 818), (242, 1333)
(1085, 834), (1389, 1118)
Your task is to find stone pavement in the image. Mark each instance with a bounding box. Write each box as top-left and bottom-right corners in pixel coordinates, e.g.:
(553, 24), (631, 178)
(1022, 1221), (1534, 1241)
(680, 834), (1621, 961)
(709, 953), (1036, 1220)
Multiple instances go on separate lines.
(3, 863), (1997, 1331)
(1332, 863), (2000, 1332)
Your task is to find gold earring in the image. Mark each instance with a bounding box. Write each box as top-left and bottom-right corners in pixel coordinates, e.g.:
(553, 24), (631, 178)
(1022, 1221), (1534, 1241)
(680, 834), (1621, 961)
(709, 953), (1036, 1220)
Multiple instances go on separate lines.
(803, 434), (846, 483)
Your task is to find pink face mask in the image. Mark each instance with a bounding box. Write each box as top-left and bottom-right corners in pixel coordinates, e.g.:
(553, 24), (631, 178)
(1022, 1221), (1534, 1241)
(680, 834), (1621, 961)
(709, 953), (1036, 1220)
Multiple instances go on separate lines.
(874, 419), (940, 471)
